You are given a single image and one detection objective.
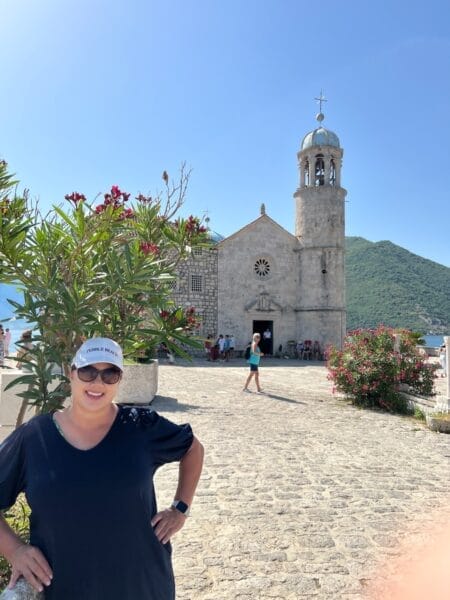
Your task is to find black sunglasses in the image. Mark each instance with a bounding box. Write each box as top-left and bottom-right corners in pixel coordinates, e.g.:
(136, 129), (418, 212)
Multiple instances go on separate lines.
(76, 365), (122, 385)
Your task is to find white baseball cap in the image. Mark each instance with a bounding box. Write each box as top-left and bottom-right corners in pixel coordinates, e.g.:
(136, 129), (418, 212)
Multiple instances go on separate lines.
(72, 337), (123, 371)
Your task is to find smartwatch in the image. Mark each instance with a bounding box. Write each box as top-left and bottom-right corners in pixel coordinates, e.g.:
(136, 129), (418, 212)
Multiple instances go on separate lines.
(171, 499), (190, 517)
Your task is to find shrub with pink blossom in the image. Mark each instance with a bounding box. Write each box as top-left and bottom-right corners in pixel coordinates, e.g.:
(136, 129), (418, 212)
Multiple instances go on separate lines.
(0, 161), (207, 417)
(327, 326), (438, 413)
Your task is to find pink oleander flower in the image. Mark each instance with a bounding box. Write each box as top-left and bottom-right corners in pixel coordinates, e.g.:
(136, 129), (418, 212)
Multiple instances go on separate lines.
(135, 194), (152, 204)
(119, 208), (134, 220)
(111, 185), (121, 199)
(140, 241), (159, 256)
(65, 192), (86, 205)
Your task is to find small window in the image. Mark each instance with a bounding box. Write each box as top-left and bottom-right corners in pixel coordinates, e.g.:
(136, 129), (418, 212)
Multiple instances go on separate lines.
(166, 280), (177, 291)
(192, 248), (203, 257)
(254, 258), (270, 278)
(190, 274), (203, 292)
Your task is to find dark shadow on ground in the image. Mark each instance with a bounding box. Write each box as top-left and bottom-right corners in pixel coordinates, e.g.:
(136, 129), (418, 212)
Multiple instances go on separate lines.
(151, 395), (202, 413)
(260, 392), (307, 405)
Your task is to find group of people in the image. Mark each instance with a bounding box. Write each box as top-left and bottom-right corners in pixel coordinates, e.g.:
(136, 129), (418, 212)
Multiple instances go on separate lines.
(204, 334), (235, 362)
(296, 339), (323, 360)
(0, 326), (12, 367)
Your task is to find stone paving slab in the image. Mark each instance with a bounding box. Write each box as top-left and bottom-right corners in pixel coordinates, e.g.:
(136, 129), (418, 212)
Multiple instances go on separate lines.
(152, 359), (450, 599)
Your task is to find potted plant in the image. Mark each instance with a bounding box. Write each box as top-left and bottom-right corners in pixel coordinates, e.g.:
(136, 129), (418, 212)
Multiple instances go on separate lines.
(0, 160), (206, 424)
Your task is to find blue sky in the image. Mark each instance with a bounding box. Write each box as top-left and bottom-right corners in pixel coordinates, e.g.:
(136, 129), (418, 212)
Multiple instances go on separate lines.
(1, 0), (450, 267)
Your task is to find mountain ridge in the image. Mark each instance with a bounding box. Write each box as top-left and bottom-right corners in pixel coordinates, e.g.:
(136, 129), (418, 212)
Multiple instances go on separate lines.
(345, 236), (450, 333)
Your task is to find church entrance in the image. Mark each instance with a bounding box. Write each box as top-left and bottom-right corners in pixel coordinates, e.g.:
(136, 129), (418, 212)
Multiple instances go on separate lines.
(253, 320), (273, 355)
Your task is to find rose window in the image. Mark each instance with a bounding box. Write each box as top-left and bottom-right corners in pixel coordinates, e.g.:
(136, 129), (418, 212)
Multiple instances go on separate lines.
(254, 258), (270, 278)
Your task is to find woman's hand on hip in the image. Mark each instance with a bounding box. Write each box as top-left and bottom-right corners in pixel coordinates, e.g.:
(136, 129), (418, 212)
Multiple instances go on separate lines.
(151, 508), (187, 544)
(9, 544), (53, 592)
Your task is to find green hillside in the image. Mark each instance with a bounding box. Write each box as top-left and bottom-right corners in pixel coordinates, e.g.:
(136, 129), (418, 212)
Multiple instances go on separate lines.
(345, 237), (450, 333)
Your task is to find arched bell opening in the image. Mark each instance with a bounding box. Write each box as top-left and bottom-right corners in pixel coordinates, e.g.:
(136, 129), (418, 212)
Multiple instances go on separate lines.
(315, 154), (325, 186)
(329, 158), (336, 186)
(304, 159), (309, 186)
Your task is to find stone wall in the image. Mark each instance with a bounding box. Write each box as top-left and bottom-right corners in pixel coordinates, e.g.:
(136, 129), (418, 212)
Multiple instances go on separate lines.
(171, 247), (218, 339)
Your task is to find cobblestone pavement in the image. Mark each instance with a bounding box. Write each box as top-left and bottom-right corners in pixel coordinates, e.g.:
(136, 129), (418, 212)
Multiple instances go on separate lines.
(152, 359), (450, 600)
(0, 359), (449, 598)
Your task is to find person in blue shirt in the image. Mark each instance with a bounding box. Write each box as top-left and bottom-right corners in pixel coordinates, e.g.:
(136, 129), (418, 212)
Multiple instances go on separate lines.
(242, 332), (264, 394)
(0, 337), (204, 599)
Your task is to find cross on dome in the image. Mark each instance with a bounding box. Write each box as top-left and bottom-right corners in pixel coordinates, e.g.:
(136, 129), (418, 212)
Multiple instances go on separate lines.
(314, 90), (327, 123)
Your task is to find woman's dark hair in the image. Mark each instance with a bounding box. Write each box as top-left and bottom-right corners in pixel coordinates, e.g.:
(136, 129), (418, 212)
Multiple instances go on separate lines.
(21, 329), (32, 340)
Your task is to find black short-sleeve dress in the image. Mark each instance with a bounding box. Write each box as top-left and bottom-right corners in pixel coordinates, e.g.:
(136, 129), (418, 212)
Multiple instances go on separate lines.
(0, 405), (194, 600)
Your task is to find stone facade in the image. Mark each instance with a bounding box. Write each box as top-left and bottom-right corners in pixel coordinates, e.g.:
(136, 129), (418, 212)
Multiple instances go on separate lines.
(171, 247), (218, 338)
(172, 115), (347, 353)
(218, 216), (299, 351)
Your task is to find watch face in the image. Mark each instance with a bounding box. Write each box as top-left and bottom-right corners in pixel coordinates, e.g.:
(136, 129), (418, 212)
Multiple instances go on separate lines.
(176, 500), (189, 514)
(174, 500), (189, 514)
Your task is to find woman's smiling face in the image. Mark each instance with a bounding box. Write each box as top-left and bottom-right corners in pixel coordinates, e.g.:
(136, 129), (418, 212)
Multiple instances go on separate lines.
(70, 362), (121, 413)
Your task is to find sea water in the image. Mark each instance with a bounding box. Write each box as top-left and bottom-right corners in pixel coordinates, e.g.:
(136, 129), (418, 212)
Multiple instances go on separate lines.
(423, 334), (445, 348)
(0, 284), (33, 348)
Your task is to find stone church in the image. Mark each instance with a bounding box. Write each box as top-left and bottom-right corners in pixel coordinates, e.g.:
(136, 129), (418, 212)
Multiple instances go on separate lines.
(171, 109), (347, 353)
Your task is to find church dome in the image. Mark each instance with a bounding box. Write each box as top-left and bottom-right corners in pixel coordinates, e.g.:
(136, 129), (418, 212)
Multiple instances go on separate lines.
(301, 126), (340, 150)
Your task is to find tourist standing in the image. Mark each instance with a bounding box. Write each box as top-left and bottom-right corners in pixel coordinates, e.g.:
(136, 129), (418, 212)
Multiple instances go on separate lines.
(204, 335), (213, 361)
(243, 332), (264, 393)
(0, 326), (4, 367)
(223, 335), (231, 362)
(439, 344), (447, 377)
(0, 337), (204, 599)
(229, 335), (235, 360)
(263, 327), (272, 355)
(217, 334), (225, 360)
(4, 328), (11, 357)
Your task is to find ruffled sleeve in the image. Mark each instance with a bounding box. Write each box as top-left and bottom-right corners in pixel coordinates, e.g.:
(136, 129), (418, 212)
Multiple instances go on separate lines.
(146, 411), (193, 467)
(119, 406), (194, 466)
(0, 426), (26, 510)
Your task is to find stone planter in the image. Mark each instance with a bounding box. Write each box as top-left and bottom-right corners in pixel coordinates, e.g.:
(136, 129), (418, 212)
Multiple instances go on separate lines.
(116, 360), (158, 405)
(426, 414), (450, 433)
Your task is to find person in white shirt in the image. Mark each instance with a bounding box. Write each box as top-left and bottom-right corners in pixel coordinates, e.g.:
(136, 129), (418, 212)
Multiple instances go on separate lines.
(229, 335), (235, 360)
(217, 335), (225, 359)
(4, 328), (11, 357)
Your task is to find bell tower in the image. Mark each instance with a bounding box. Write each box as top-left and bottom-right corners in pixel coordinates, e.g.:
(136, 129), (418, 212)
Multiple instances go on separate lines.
(294, 94), (346, 349)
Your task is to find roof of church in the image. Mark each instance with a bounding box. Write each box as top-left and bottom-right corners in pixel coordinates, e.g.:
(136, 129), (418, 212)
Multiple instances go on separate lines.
(301, 126), (340, 150)
(217, 213), (297, 246)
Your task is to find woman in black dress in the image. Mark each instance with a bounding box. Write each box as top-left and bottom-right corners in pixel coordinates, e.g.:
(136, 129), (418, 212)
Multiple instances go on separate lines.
(0, 337), (204, 599)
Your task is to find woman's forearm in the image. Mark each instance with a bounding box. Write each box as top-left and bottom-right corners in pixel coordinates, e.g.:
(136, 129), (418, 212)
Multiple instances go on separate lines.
(174, 436), (204, 506)
(0, 513), (26, 563)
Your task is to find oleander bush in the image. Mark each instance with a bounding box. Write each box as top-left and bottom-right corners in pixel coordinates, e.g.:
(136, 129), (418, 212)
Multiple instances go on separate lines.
(0, 160), (207, 420)
(327, 326), (438, 413)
